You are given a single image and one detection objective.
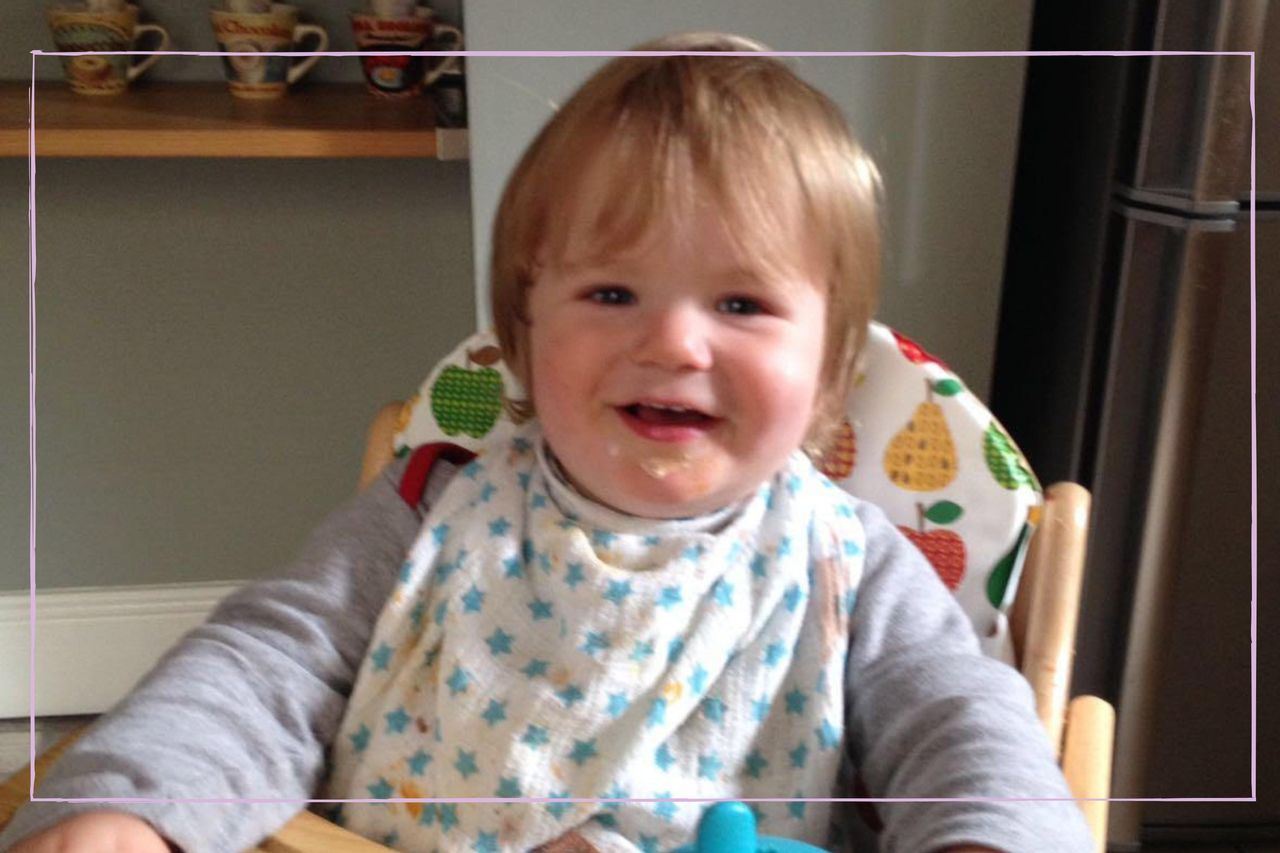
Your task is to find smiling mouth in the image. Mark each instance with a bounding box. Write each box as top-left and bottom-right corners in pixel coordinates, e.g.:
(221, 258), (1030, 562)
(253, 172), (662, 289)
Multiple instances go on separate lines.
(620, 403), (718, 427)
(615, 402), (720, 445)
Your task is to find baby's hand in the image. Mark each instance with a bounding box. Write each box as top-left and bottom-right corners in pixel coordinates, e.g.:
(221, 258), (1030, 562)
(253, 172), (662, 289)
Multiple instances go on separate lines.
(7, 812), (173, 853)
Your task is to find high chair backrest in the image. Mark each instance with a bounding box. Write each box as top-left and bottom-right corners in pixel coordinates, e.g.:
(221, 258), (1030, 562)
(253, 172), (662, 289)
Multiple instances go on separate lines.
(377, 322), (1041, 665)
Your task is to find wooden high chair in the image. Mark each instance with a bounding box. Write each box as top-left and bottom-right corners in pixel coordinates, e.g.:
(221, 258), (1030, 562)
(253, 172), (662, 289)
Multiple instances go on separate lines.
(0, 402), (1115, 853)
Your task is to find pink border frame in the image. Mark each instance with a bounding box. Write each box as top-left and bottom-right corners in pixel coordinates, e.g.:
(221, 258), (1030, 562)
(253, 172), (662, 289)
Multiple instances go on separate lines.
(24, 47), (1258, 813)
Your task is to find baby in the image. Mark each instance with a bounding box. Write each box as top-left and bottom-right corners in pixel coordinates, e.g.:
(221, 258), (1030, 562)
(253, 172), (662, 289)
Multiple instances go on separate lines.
(2, 33), (1092, 853)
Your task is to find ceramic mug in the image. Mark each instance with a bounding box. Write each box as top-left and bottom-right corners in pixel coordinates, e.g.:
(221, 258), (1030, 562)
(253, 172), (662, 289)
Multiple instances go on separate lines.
(350, 9), (463, 98)
(209, 3), (329, 99)
(47, 3), (171, 95)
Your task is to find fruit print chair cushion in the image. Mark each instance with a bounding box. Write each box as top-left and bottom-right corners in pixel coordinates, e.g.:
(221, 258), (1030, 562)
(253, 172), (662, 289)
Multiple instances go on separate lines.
(819, 323), (1041, 662)
(391, 323), (1040, 663)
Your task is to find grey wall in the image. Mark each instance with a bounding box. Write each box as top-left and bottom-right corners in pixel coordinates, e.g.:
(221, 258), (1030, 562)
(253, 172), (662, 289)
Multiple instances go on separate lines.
(2, 158), (474, 592)
(463, 0), (1033, 401)
(3, 0), (474, 592)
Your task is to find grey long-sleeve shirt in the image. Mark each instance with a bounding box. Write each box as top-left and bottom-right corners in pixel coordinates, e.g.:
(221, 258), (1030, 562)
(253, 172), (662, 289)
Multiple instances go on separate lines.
(0, 456), (1093, 853)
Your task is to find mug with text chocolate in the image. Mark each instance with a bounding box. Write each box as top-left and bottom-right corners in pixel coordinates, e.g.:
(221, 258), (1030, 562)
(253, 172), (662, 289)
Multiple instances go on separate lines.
(350, 7), (462, 98)
(47, 3), (171, 95)
(209, 2), (328, 99)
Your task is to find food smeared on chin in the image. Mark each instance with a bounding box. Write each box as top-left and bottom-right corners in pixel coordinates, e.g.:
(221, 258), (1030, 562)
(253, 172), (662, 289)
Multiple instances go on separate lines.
(641, 449), (719, 501)
(639, 451), (694, 479)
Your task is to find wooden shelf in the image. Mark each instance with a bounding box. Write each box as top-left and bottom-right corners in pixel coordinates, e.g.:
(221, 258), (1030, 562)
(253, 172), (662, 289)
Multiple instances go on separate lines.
(0, 81), (467, 159)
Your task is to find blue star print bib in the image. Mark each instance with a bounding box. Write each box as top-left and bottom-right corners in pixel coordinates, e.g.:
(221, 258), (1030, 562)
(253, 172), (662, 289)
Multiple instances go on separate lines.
(326, 423), (866, 852)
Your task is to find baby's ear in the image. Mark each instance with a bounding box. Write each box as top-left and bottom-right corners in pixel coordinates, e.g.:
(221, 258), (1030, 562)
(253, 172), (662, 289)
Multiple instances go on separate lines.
(513, 269), (540, 327)
(504, 335), (530, 384)
(499, 336), (535, 422)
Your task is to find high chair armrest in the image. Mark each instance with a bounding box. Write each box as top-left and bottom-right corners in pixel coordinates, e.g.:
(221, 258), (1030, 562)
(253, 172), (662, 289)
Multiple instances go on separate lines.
(1013, 482), (1091, 754)
(0, 726), (393, 853)
(359, 401), (407, 492)
(252, 809), (393, 853)
(0, 725), (89, 829)
(1060, 695), (1115, 853)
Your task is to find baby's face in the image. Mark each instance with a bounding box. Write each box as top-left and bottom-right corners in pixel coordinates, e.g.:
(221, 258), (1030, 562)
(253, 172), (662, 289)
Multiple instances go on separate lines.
(526, 203), (827, 519)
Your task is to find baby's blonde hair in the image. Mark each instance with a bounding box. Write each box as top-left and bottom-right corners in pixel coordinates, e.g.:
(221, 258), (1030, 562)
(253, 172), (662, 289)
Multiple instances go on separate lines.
(491, 32), (883, 459)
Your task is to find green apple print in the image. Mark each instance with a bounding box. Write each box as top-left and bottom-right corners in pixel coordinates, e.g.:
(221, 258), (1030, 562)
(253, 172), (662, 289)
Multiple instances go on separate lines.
(430, 345), (505, 438)
(983, 420), (1039, 491)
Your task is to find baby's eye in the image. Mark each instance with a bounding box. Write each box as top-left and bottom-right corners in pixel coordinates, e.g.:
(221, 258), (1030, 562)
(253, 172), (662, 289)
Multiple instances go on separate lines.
(717, 296), (767, 316)
(587, 285), (635, 306)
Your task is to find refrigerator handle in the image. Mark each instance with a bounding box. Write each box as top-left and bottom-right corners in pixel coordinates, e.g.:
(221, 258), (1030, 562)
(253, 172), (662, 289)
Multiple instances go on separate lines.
(1130, 0), (1264, 206)
(1192, 0), (1265, 202)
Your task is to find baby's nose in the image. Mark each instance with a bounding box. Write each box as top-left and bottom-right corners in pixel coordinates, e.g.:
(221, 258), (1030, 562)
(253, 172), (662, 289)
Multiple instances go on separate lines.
(632, 305), (713, 371)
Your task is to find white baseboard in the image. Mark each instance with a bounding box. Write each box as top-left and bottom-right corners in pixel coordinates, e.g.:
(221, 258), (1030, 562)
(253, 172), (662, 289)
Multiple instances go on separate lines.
(0, 581), (241, 718)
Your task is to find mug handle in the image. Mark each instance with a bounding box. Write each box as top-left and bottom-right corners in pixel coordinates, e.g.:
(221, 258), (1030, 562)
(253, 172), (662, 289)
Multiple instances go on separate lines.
(287, 23), (329, 85)
(126, 23), (170, 82)
(421, 23), (463, 88)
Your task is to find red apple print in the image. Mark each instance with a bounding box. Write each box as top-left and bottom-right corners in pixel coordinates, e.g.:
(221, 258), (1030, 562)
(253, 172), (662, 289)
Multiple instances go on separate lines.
(891, 328), (951, 371)
(898, 500), (967, 589)
(899, 527), (967, 590)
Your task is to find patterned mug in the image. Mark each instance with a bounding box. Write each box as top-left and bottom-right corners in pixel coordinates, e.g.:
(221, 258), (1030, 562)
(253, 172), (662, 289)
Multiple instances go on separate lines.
(47, 3), (171, 95)
(350, 9), (463, 98)
(209, 2), (329, 99)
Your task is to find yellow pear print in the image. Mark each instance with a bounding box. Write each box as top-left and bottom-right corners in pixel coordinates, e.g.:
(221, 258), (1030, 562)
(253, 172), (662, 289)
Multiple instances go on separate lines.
(883, 378), (961, 491)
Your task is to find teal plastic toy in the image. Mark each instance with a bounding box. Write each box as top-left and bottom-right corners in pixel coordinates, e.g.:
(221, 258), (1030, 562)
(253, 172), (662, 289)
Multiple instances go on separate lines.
(671, 802), (827, 853)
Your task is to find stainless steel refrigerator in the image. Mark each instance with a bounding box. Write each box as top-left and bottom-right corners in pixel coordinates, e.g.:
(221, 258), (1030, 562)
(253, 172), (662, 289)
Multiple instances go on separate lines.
(991, 0), (1276, 846)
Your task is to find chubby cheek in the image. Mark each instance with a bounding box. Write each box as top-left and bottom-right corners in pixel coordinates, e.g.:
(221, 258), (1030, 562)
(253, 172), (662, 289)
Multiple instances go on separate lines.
(733, 345), (823, 454)
(527, 336), (605, 447)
